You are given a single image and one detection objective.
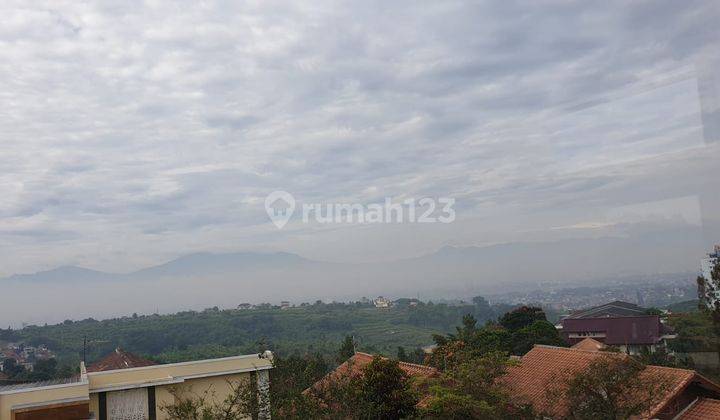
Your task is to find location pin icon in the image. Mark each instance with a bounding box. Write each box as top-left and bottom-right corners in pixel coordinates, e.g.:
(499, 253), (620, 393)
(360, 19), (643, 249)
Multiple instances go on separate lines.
(265, 191), (296, 229)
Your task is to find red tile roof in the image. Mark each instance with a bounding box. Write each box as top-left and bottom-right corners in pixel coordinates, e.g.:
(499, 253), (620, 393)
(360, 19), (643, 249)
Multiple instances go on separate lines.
(305, 352), (438, 402)
(678, 398), (720, 419)
(316, 352), (437, 382)
(571, 337), (605, 352)
(502, 345), (720, 419)
(2, 349), (23, 363)
(87, 348), (157, 372)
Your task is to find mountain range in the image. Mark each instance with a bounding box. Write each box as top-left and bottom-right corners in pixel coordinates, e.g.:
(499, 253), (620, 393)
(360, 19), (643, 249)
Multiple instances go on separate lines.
(0, 222), (711, 326)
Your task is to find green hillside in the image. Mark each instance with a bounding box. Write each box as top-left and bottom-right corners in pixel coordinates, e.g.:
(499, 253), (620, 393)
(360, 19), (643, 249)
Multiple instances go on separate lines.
(1, 299), (511, 366)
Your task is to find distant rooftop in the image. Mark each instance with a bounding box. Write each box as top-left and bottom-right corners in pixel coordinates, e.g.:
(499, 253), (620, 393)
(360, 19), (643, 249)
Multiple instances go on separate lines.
(562, 315), (671, 345)
(87, 348), (157, 372)
(571, 337), (605, 352)
(566, 300), (647, 319)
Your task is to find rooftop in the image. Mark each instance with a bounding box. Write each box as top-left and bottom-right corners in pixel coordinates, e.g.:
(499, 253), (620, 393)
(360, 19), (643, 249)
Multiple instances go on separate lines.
(570, 337), (605, 352)
(0, 376), (83, 393)
(566, 300), (647, 319)
(678, 397), (720, 419)
(87, 348), (157, 372)
(501, 345), (720, 418)
(561, 315), (671, 345)
(327, 352), (437, 379)
(306, 352), (438, 401)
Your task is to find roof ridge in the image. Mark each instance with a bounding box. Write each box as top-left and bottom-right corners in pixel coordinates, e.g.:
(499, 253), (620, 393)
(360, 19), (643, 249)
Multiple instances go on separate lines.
(647, 364), (695, 375)
(398, 360), (437, 371)
(566, 314), (658, 320)
(352, 352), (435, 371)
(532, 346), (700, 375)
(533, 344), (608, 354)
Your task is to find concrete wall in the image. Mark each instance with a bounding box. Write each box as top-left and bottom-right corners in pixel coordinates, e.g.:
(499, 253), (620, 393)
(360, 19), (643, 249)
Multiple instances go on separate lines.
(0, 382), (89, 420)
(155, 372), (253, 420)
(1, 353), (272, 420)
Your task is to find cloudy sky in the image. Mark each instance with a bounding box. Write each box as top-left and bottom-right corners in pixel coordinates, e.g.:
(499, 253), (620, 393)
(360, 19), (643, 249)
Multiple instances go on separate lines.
(0, 0), (719, 276)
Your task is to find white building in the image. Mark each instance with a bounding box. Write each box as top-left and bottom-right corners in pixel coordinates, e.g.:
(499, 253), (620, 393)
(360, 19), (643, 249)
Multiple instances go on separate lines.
(374, 296), (391, 308)
(699, 244), (720, 308)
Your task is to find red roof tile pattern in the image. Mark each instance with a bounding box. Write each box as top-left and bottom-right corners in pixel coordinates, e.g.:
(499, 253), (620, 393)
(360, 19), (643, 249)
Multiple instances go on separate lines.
(318, 352), (437, 382)
(678, 398), (720, 419)
(571, 337), (605, 352)
(305, 352), (438, 402)
(352, 352), (438, 377)
(501, 345), (720, 419)
(87, 348), (157, 372)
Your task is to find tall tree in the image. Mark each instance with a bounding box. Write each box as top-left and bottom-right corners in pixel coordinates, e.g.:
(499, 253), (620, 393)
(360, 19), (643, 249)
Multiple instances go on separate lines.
(498, 306), (547, 331)
(396, 346), (408, 362)
(698, 257), (720, 334)
(510, 320), (565, 355)
(337, 335), (355, 363)
(360, 357), (417, 419)
(421, 351), (533, 419)
(305, 356), (418, 419)
(1, 359), (24, 378)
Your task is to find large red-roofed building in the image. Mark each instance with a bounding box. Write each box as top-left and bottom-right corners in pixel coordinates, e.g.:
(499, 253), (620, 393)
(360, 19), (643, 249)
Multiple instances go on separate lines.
(560, 315), (675, 354)
(502, 345), (720, 419)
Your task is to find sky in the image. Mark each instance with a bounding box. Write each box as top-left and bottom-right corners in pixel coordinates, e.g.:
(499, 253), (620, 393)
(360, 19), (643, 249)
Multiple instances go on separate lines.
(0, 0), (719, 277)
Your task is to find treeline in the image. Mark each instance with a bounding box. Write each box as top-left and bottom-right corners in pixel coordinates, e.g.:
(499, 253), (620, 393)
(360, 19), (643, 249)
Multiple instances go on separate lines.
(0, 296), (516, 368)
(1, 358), (76, 383)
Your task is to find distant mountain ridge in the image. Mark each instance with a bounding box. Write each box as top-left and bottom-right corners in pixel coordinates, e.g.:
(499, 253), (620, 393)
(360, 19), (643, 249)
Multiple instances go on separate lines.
(1, 251), (315, 283)
(3, 265), (119, 283)
(2, 224), (707, 287)
(0, 223), (711, 325)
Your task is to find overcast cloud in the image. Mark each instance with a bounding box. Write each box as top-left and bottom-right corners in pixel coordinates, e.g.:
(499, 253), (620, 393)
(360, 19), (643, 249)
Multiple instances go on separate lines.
(0, 0), (719, 276)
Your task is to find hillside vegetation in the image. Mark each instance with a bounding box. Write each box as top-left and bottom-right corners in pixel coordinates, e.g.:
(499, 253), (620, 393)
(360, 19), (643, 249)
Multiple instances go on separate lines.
(0, 298), (514, 366)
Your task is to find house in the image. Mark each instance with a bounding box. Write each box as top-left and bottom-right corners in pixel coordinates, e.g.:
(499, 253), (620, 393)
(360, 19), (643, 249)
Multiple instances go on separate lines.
(393, 298), (420, 307)
(306, 352), (437, 406)
(501, 345), (720, 419)
(86, 348), (157, 372)
(373, 296), (391, 308)
(560, 315), (675, 355)
(0, 349), (273, 420)
(565, 300), (648, 319)
(570, 337), (606, 352)
(280, 301), (291, 310)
